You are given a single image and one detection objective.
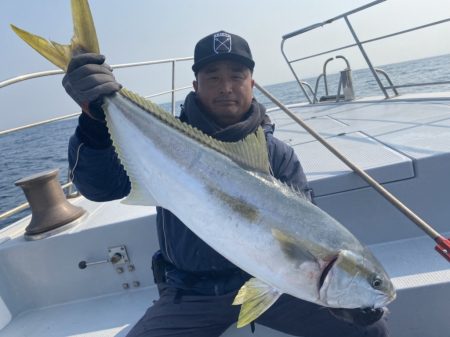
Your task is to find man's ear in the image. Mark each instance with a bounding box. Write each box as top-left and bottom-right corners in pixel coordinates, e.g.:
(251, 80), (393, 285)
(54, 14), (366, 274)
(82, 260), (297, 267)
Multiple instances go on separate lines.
(251, 78), (255, 88)
(193, 80), (198, 92)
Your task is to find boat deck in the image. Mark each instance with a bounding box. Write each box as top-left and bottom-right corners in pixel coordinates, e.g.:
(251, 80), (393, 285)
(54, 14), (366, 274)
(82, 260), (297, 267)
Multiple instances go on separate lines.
(1, 95), (450, 337)
(272, 96), (450, 245)
(272, 94), (450, 196)
(0, 286), (296, 337)
(0, 199), (448, 337)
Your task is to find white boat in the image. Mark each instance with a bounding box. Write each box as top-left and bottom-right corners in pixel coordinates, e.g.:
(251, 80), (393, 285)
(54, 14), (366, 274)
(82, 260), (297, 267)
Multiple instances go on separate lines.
(1, 1), (450, 336)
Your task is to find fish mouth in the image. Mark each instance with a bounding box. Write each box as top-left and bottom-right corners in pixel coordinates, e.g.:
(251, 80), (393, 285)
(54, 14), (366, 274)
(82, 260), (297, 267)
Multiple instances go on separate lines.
(319, 255), (338, 290)
(375, 289), (397, 308)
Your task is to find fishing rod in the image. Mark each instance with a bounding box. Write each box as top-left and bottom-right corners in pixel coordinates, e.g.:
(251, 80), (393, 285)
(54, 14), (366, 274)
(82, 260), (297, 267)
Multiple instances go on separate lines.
(254, 82), (450, 262)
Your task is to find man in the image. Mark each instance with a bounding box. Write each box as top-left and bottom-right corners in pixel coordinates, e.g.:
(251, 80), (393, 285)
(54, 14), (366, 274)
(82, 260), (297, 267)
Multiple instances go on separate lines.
(64, 31), (388, 337)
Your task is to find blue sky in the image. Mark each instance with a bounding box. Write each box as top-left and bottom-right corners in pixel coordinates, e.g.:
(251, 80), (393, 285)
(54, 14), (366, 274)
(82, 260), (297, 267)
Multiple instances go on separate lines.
(1, 0), (449, 131)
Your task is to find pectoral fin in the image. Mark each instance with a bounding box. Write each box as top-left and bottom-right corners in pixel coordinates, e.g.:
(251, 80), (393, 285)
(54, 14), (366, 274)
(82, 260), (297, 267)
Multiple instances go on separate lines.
(232, 278), (282, 328)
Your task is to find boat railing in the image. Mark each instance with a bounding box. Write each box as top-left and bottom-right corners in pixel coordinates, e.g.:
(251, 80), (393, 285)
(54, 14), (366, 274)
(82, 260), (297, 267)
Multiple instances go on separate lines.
(281, 0), (450, 103)
(0, 56), (194, 224)
(0, 56), (194, 138)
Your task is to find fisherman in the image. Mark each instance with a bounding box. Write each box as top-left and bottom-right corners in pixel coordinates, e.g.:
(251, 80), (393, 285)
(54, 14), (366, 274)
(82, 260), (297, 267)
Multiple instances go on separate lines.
(64, 31), (389, 337)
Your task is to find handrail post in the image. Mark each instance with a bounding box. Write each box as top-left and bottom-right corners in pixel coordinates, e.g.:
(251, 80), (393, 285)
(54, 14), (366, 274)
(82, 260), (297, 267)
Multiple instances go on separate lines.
(171, 60), (176, 115)
(280, 40), (313, 104)
(323, 57), (334, 96)
(313, 74), (324, 103)
(375, 68), (399, 96)
(344, 16), (389, 99)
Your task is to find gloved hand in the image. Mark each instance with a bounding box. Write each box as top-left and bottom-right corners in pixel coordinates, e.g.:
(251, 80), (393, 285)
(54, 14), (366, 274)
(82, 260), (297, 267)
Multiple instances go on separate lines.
(62, 53), (122, 120)
(328, 307), (385, 326)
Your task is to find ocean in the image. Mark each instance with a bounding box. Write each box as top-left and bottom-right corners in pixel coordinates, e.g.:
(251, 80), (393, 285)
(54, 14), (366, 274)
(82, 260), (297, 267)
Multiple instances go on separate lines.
(1, 54), (449, 229)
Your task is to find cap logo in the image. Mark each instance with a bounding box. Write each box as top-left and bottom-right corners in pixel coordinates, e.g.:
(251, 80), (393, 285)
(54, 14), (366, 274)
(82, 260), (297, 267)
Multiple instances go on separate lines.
(213, 32), (232, 54)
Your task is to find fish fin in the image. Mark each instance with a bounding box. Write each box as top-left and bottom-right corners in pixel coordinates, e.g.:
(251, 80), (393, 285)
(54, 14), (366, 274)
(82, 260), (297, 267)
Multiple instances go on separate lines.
(10, 25), (71, 71)
(218, 126), (270, 174)
(119, 89), (271, 174)
(104, 103), (157, 207)
(11, 0), (100, 71)
(272, 228), (317, 263)
(121, 189), (156, 206)
(70, 0), (100, 55)
(232, 278), (282, 328)
(215, 125), (269, 174)
(287, 183), (313, 202)
(120, 163), (157, 206)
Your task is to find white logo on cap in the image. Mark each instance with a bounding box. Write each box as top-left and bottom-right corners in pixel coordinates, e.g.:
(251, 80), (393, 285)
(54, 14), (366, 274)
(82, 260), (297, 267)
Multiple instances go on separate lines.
(213, 32), (232, 54)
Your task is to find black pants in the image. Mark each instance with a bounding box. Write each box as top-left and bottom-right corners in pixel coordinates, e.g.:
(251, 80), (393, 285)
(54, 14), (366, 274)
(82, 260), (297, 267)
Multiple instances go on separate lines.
(126, 286), (389, 337)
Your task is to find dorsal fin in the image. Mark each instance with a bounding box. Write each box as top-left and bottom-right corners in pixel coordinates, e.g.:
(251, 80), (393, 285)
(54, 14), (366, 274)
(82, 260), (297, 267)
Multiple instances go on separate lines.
(119, 88), (271, 174)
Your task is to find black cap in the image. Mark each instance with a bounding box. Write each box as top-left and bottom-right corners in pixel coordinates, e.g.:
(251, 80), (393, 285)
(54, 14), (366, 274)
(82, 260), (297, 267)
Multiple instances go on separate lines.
(192, 31), (255, 74)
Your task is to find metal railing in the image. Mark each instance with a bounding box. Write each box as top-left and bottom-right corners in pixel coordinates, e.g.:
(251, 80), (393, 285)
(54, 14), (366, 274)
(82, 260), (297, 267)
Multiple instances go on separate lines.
(0, 56), (194, 136)
(281, 0), (450, 103)
(0, 56), (194, 223)
(110, 57), (193, 114)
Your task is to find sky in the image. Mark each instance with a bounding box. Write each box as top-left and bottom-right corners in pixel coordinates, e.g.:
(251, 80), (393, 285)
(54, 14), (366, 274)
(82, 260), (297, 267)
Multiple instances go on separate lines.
(1, 0), (449, 131)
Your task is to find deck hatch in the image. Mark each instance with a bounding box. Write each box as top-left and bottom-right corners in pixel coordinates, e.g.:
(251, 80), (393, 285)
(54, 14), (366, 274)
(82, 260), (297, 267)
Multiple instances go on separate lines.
(292, 131), (414, 196)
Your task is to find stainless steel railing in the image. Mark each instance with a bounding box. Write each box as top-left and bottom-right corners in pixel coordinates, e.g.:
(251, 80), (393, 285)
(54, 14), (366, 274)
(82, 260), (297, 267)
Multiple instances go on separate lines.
(0, 56), (194, 136)
(109, 57), (193, 114)
(0, 56), (194, 223)
(281, 0), (450, 103)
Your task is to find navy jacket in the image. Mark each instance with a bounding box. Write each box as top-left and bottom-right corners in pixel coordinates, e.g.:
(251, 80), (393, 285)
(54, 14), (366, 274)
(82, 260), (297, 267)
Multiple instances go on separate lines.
(68, 94), (310, 279)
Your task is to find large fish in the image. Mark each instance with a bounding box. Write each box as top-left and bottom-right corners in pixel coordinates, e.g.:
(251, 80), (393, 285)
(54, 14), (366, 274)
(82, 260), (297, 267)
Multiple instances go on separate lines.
(11, 0), (395, 328)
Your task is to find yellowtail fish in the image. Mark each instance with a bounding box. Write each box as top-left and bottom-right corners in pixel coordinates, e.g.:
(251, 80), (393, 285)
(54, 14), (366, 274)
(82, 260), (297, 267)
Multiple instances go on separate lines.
(11, 0), (395, 328)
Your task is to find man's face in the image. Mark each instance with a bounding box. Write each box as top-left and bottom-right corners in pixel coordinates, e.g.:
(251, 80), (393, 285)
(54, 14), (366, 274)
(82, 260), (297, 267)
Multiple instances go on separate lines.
(193, 60), (255, 127)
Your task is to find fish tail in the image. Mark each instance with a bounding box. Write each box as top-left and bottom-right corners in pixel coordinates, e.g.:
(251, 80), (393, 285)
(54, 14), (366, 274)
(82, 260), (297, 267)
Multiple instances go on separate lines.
(11, 0), (100, 71)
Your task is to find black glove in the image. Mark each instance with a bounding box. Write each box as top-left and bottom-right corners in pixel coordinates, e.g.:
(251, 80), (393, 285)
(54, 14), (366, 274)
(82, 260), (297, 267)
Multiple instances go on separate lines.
(62, 53), (122, 120)
(328, 307), (385, 326)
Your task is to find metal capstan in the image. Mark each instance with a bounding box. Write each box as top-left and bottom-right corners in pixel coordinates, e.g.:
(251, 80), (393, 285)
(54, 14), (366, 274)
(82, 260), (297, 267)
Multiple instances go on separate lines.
(15, 169), (86, 240)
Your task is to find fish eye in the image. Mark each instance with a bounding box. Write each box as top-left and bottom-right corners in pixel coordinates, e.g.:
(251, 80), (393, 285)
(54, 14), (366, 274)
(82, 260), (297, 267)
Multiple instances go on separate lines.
(371, 276), (383, 289)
